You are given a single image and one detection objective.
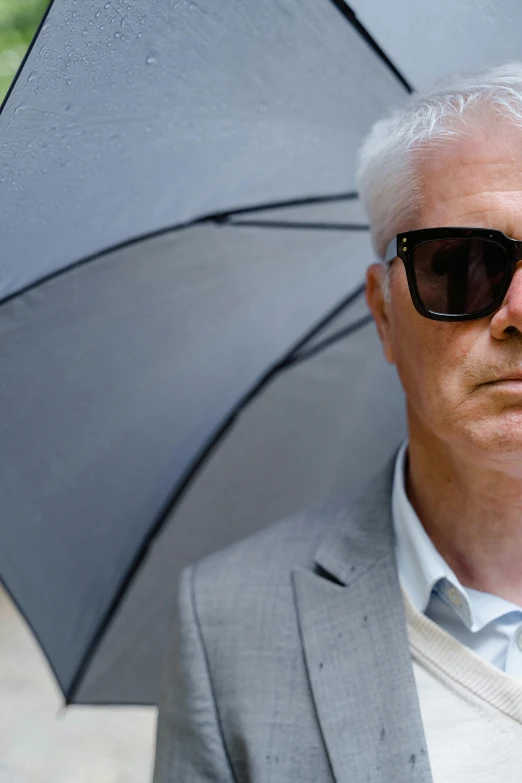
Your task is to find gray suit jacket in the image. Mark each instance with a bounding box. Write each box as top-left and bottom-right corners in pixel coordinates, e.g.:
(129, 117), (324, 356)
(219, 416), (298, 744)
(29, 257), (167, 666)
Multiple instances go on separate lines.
(153, 455), (433, 782)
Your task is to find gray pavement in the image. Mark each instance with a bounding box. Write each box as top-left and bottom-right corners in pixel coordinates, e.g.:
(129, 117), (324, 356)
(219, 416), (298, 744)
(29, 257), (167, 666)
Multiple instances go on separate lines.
(0, 585), (156, 783)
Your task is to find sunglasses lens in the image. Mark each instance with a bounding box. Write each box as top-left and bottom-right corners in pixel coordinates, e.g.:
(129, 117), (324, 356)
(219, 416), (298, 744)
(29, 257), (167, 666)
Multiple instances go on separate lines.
(412, 238), (509, 316)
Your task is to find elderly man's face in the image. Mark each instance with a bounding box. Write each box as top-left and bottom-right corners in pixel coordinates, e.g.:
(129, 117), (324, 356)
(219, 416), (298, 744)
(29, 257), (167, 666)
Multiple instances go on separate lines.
(366, 116), (522, 462)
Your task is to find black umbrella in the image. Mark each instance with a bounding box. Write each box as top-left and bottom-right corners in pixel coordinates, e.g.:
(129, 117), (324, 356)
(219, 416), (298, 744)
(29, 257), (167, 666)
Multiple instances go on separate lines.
(1, 0), (519, 706)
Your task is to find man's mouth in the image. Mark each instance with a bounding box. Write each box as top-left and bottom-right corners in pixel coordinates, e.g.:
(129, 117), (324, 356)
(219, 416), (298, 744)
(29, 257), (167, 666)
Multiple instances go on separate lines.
(484, 373), (522, 384)
(483, 377), (522, 394)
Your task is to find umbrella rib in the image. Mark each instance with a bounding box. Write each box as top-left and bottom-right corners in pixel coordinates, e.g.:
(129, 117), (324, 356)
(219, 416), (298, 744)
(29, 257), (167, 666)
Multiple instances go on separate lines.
(282, 313), (374, 367)
(0, 191), (362, 309)
(210, 191), (360, 221)
(327, 0), (414, 94)
(65, 280), (368, 705)
(225, 220), (369, 231)
(273, 282), (367, 363)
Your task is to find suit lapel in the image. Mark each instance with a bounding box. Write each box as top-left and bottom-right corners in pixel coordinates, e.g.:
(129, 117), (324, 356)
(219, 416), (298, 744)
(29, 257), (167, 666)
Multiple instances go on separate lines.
(292, 457), (433, 783)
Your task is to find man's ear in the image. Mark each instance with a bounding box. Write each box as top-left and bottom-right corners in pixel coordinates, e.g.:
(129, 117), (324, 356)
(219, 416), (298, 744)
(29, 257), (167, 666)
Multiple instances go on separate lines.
(365, 263), (396, 365)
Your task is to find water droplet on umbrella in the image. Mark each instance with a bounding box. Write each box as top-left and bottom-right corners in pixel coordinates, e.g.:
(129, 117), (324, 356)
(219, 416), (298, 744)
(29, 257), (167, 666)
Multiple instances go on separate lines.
(146, 55), (157, 65)
(28, 71), (37, 83)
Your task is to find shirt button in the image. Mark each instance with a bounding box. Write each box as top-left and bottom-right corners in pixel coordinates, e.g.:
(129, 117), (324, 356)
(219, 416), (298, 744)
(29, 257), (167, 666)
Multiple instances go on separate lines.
(447, 586), (463, 608)
(516, 627), (522, 652)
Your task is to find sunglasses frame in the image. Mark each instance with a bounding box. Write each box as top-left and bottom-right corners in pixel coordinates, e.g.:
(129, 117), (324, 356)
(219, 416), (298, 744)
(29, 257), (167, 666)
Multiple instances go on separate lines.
(383, 226), (522, 321)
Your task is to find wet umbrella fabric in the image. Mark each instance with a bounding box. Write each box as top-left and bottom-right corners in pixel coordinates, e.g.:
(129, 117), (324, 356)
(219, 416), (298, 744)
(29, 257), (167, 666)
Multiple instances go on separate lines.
(1, 0), (521, 705)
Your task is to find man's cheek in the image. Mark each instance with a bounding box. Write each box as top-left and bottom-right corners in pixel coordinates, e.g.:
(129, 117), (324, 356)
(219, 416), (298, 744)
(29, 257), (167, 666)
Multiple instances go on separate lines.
(395, 348), (452, 419)
(394, 351), (428, 403)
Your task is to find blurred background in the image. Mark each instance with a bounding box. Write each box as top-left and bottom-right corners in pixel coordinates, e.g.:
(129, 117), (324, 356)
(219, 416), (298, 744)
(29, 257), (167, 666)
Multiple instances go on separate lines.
(0, 1), (157, 781)
(0, 0), (49, 101)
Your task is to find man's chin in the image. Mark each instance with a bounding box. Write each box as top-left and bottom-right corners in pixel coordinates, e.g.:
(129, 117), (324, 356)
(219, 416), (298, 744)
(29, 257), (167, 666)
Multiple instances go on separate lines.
(459, 411), (522, 461)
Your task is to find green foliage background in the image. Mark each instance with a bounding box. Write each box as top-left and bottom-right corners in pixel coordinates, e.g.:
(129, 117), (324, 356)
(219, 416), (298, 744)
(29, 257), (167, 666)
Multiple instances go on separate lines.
(0, 0), (50, 103)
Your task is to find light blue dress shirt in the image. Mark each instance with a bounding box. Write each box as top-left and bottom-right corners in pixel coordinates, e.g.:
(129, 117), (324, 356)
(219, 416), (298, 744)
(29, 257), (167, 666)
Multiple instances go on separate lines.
(392, 440), (522, 676)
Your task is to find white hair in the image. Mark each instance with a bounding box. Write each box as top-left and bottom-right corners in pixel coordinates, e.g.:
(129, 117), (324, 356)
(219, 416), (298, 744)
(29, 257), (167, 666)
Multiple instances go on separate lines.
(355, 61), (522, 299)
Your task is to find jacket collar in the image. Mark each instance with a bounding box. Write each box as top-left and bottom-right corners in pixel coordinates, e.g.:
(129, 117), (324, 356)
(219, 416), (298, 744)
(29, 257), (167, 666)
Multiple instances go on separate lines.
(292, 453), (433, 783)
(312, 455), (396, 586)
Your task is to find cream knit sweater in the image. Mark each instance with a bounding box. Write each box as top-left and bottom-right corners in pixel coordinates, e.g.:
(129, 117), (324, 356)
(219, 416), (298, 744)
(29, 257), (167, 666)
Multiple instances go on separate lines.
(402, 586), (522, 781)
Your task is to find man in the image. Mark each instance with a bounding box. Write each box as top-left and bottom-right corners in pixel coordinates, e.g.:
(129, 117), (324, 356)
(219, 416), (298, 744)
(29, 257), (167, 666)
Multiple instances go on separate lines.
(153, 61), (522, 782)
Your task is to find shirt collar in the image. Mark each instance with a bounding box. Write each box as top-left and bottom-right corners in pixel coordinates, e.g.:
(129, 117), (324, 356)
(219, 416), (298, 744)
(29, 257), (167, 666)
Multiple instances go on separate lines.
(392, 440), (522, 632)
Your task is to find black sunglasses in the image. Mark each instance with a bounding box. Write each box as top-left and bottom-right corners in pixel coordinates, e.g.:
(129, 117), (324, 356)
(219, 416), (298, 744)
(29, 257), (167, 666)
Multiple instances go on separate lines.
(384, 227), (522, 321)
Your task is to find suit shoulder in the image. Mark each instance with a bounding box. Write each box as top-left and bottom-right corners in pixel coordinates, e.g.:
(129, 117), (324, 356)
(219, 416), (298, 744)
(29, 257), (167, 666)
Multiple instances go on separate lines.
(185, 494), (350, 655)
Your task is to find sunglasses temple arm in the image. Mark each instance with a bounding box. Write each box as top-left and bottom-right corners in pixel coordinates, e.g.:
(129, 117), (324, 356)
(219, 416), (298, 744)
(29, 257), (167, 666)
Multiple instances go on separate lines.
(383, 236), (398, 263)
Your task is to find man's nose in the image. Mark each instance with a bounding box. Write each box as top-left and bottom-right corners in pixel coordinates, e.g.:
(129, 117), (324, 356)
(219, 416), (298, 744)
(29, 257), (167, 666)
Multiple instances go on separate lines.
(490, 262), (522, 339)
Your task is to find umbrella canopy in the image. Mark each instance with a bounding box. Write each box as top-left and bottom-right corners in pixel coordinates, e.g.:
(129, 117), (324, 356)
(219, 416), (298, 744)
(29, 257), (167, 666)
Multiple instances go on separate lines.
(1, 0), (521, 706)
